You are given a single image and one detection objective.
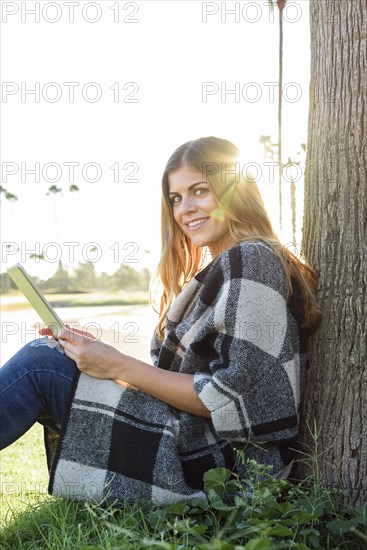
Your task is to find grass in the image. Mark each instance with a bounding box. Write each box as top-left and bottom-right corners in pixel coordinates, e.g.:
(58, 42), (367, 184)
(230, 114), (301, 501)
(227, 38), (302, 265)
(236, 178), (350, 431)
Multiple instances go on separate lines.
(0, 424), (50, 533)
(1, 427), (366, 549)
(0, 291), (149, 312)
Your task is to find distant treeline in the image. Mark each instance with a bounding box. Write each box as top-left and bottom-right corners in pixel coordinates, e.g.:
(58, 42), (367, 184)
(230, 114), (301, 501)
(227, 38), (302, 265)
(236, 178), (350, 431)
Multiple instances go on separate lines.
(1, 261), (152, 294)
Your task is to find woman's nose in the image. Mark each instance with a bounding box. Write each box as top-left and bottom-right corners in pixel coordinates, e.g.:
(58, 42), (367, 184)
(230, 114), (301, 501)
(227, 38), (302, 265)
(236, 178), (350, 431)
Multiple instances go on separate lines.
(180, 194), (197, 214)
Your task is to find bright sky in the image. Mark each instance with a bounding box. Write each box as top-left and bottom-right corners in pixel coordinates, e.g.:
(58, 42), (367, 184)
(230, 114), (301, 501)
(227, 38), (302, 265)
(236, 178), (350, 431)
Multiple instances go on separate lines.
(1, 0), (311, 279)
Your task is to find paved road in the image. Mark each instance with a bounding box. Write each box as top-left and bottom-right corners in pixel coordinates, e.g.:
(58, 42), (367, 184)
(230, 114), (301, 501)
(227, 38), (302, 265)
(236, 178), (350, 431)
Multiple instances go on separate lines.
(0, 304), (158, 366)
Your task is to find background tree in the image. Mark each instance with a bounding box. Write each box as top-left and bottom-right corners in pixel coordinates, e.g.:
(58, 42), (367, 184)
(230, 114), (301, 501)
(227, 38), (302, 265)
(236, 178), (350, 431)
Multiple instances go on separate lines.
(269, 0), (287, 228)
(0, 186), (17, 202)
(72, 261), (96, 291)
(276, 0), (285, 229)
(42, 260), (70, 292)
(112, 264), (142, 291)
(300, 0), (367, 505)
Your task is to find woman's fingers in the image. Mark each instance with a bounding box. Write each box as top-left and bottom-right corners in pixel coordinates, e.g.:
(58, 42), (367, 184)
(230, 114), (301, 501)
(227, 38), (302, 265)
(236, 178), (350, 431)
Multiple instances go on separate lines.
(59, 328), (94, 343)
(57, 339), (75, 359)
(59, 327), (85, 344)
(58, 335), (87, 363)
(39, 325), (97, 346)
(64, 324), (97, 340)
(39, 325), (96, 340)
(39, 327), (54, 337)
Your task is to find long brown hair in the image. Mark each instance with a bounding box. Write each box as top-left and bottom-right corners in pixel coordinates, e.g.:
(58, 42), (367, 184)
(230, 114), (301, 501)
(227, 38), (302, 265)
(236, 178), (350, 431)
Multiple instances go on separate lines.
(151, 136), (320, 339)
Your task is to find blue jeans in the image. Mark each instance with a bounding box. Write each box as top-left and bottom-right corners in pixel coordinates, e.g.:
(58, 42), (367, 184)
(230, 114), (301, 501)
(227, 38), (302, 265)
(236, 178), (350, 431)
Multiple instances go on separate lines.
(0, 338), (78, 450)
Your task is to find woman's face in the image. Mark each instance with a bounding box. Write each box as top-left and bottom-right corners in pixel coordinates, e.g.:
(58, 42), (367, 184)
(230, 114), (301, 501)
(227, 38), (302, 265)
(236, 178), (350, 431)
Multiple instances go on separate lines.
(168, 166), (235, 258)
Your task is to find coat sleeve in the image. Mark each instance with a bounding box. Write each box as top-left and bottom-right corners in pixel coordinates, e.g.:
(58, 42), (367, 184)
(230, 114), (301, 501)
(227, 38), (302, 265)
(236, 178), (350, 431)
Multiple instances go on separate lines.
(193, 242), (303, 445)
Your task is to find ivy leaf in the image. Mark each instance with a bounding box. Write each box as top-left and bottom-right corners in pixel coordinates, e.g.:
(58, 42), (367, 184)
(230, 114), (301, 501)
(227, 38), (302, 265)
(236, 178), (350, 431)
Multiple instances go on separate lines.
(207, 489), (234, 511)
(244, 538), (273, 549)
(326, 518), (360, 535)
(203, 468), (233, 497)
(189, 497), (209, 511)
(292, 511), (318, 524)
(266, 524), (293, 537)
(147, 510), (166, 530)
(191, 524), (208, 535)
(165, 502), (189, 515)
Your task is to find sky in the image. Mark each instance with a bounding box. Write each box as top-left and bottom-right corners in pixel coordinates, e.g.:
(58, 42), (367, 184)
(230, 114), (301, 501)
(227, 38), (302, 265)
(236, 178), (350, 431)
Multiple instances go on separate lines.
(1, 0), (311, 279)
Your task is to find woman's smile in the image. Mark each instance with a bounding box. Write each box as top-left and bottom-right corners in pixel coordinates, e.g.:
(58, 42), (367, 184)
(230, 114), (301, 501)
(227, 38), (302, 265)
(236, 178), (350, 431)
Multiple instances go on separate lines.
(185, 217), (209, 231)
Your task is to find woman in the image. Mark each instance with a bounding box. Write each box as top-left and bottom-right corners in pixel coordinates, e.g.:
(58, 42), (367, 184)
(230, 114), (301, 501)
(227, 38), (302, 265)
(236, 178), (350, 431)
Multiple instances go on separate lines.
(0, 136), (320, 505)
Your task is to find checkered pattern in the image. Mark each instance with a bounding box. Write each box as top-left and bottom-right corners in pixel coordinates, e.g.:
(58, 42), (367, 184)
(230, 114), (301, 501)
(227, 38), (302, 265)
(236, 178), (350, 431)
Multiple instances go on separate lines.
(48, 241), (310, 505)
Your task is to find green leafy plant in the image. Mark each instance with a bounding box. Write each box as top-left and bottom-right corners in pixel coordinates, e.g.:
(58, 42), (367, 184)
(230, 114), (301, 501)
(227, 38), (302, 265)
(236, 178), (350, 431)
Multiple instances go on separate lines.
(1, 427), (366, 549)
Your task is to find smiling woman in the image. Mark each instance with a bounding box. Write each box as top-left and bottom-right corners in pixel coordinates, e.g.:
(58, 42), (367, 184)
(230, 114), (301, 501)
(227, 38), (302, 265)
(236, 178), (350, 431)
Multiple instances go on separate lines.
(0, 136), (321, 506)
(155, 136), (320, 340)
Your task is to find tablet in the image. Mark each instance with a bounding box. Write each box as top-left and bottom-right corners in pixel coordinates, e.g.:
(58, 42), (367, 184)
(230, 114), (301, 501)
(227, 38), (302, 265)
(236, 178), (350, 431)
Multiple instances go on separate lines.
(7, 263), (65, 337)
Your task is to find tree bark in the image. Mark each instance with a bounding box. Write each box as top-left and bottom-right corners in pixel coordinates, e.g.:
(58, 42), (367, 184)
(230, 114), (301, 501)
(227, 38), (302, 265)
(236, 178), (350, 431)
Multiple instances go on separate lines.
(300, 0), (367, 505)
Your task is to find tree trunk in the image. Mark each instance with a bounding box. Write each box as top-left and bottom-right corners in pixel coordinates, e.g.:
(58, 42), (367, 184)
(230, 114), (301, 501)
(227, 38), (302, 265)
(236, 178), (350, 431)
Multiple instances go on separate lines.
(300, 0), (367, 505)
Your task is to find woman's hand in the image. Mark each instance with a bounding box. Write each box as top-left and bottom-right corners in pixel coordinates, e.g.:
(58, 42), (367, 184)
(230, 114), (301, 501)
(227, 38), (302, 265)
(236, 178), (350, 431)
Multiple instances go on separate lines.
(39, 325), (96, 340)
(39, 327), (211, 418)
(39, 325), (126, 380)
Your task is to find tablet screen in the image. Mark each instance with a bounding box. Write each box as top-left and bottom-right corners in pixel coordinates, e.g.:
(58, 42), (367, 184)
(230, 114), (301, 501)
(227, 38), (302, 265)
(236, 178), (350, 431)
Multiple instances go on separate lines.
(7, 263), (65, 337)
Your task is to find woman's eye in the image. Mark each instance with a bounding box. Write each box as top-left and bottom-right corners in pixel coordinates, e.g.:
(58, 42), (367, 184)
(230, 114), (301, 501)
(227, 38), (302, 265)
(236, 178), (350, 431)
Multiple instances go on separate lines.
(194, 187), (208, 196)
(171, 195), (181, 204)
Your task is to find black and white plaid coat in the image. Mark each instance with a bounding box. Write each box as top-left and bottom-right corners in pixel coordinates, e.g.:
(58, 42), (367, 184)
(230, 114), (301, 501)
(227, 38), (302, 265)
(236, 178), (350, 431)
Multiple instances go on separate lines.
(48, 241), (310, 505)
